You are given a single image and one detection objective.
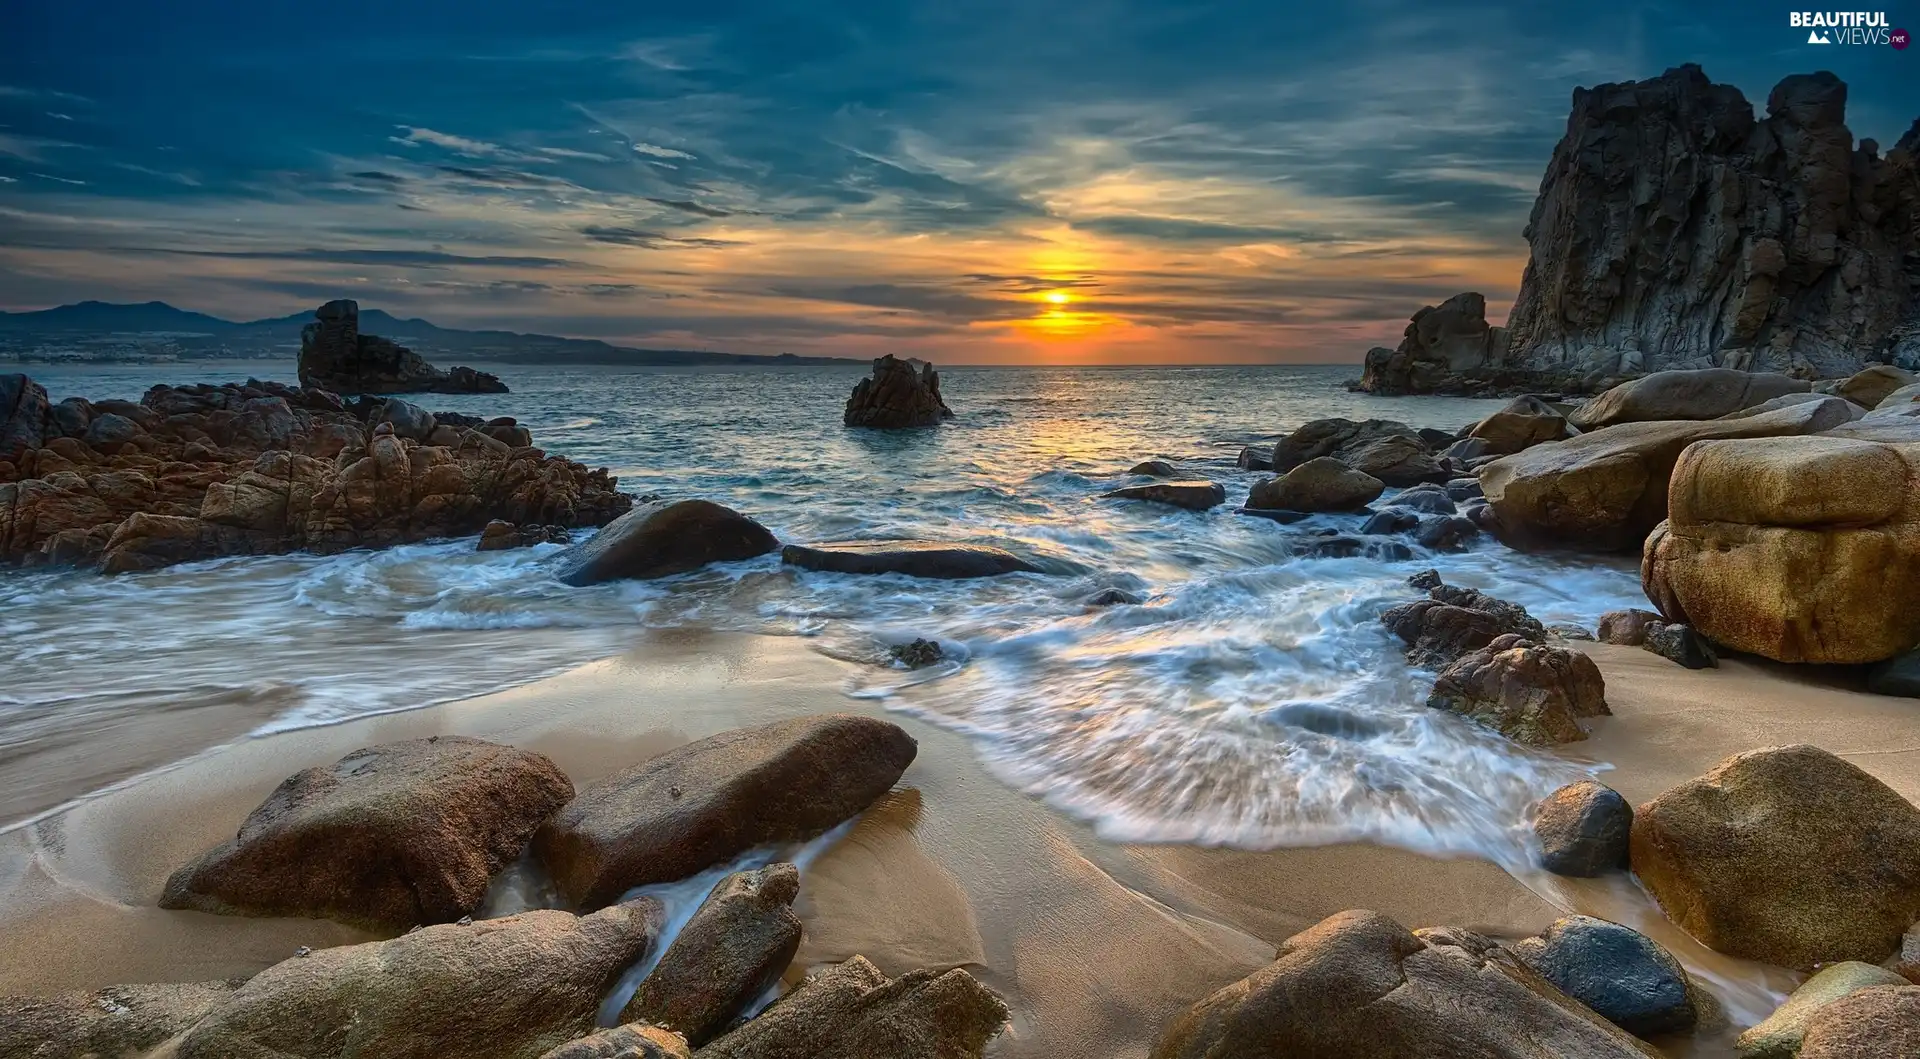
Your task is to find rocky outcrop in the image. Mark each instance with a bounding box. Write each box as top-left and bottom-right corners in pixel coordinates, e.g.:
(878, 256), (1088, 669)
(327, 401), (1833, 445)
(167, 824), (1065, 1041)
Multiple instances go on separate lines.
(1798, 985), (1920, 1058)
(1630, 745), (1920, 970)
(1246, 457), (1383, 512)
(1737, 963), (1910, 1059)
(299, 299), (507, 394)
(478, 519), (571, 551)
(622, 864), (803, 1045)
(1426, 633), (1609, 746)
(1381, 578), (1549, 668)
(0, 373), (50, 464)
(1148, 910), (1659, 1058)
(1468, 395), (1571, 454)
(556, 499), (779, 585)
(0, 378), (631, 571)
(1533, 780), (1632, 877)
(0, 981), (240, 1059)
(1510, 915), (1698, 1039)
(1353, 294), (1614, 397)
(780, 540), (1040, 579)
(535, 715), (916, 910)
(1642, 431), (1920, 663)
(160, 737), (574, 930)
(1505, 66), (1920, 380)
(1597, 609), (1664, 646)
(842, 355), (953, 428)
(696, 956), (1008, 1059)
(1268, 418), (1442, 486)
(1101, 480), (1227, 510)
(1569, 369), (1810, 429)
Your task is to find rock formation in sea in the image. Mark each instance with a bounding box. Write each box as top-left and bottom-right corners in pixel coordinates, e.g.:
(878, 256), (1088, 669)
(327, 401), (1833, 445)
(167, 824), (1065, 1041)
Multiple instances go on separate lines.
(299, 299), (509, 395)
(843, 354), (953, 428)
(1358, 65), (1920, 395)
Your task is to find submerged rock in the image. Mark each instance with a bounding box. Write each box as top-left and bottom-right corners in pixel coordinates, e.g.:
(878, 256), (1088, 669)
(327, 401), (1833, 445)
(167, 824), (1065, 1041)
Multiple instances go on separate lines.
(1737, 963), (1910, 1058)
(556, 499), (779, 586)
(1427, 634), (1609, 746)
(843, 355), (953, 428)
(0, 981), (241, 1059)
(1085, 587), (1143, 607)
(298, 299), (507, 394)
(889, 638), (944, 668)
(160, 736), (573, 930)
(1533, 780), (1632, 877)
(1512, 915), (1697, 1038)
(0, 372), (51, 463)
(1126, 459), (1178, 477)
(1246, 457), (1383, 512)
(622, 864), (803, 1046)
(1101, 480), (1227, 510)
(697, 956), (1007, 1059)
(781, 540), (1040, 579)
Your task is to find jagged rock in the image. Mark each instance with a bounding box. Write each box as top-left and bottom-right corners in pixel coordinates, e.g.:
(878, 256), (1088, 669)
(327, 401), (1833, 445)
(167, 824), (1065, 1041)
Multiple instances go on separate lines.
(697, 956), (1007, 1059)
(1481, 396), (1853, 551)
(1085, 587), (1143, 606)
(1269, 418), (1441, 486)
(843, 355), (953, 428)
(1247, 457), (1384, 512)
(1737, 963), (1910, 1058)
(160, 737), (574, 930)
(1427, 633), (1608, 745)
(0, 981), (241, 1059)
(1361, 509), (1419, 535)
(477, 520), (570, 551)
(1101, 480), (1227, 510)
(1597, 609), (1664, 646)
(1835, 365), (1919, 409)
(1444, 477), (1483, 502)
(1511, 915), (1697, 1038)
(889, 638), (944, 668)
(1148, 910), (1659, 1058)
(538, 1025), (691, 1059)
(621, 864), (802, 1045)
(535, 715), (916, 910)
(0, 373), (49, 464)
(298, 300), (508, 394)
(1353, 293), (1559, 397)
(1569, 369), (1810, 429)
(781, 540), (1039, 579)
(1642, 432), (1920, 663)
(556, 500), (778, 586)
(1383, 484), (1455, 514)
(1503, 66), (1920, 381)
(1235, 445), (1272, 471)
(1642, 621), (1718, 669)
(1534, 780), (1632, 877)
(1630, 745), (1920, 970)
(171, 901), (663, 1059)
(1469, 395), (1572, 454)
(1127, 459), (1178, 477)
(1412, 515), (1477, 551)
(1381, 582), (1548, 668)
(1798, 985), (1920, 1058)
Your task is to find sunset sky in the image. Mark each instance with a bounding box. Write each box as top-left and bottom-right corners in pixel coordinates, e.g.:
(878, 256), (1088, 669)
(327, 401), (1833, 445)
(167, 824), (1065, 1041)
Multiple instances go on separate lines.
(2, 1), (1914, 364)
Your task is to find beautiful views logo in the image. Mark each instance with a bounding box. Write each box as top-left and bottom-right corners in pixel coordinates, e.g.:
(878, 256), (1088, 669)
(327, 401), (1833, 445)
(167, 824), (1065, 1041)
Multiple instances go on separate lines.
(1790, 11), (1901, 45)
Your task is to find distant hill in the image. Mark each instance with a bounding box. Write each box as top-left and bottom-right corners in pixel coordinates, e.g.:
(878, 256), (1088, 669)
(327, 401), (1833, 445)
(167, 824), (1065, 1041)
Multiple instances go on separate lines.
(0, 300), (863, 367)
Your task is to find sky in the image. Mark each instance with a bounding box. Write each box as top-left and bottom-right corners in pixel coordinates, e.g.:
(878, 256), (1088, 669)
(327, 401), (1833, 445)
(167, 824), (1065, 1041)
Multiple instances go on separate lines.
(0, 1), (1914, 364)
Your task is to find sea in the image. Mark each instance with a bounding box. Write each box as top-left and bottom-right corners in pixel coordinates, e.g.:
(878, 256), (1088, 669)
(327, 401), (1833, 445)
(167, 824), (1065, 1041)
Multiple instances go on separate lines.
(0, 360), (1650, 867)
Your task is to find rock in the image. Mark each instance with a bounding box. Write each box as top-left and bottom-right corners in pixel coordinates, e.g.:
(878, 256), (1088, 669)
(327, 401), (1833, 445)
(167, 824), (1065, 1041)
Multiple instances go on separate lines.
(1407, 568), (1443, 590)
(1444, 436), (1492, 462)
(1736, 963), (1911, 1058)
(1550, 622), (1596, 641)
(372, 397), (437, 441)
(1085, 587), (1142, 606)
(1127, 459), (1178, 477)
(1503, 65), (1920, 382)
(83, 412), (144, 449)
(1641, 432), (1920, 664)
(1427, 634), (1609, 745)
(1294, 534), (1413, 562)
(0, 373), (50, 463)
(1892, 925), (1920, 983)
(1512, 915), (1696, 1038)
(1148, 909), (1659, 1058)
(1721, 390), (1868, 422)
(556, 500), (779, 586)
(1868, 649), (1920, 698)
(298, 299), (508, 394)
(1383, 484), (1456, 514)
(621, 864), (801, 1045)
(1382, 582), (1548, 668)
(1597, 609), (1664, 646)
(1630, 744), (1920, 969)
(696, 956), (1007, 1059)
(160, 736), (573, 930)
(1481, 397), (1853, 551)
(1412, 515), (1477, 551)
(781, 540), (1040, 579)
(1470, 395), (1571, 454)
(1798, 984), (1920, 1058)
(1533, 780), (1632, 877)
(1444, 476), (1484, 502)
(889, 638), (943, 668)
(1247, 457), (1384, 512)
(1361, 509), (1419, 535)
(1101, 480), (1227, 510)
(1353, 293), (1532, 397)
(1568, 369), (1811, 430)
(843, 355), (953, 428)
(1836, 366), (1919, 409)
(1269, 418), (1441, 486)
(538, 1025), (692, 1059)
(0, 981), (240, 1059)
(171, 901), (663, 1059)
(479, 519), (528, 551)
(1642, 622), (1717, 669)
(535, 715), (916, 910)
(1235, 445), (1272, 471)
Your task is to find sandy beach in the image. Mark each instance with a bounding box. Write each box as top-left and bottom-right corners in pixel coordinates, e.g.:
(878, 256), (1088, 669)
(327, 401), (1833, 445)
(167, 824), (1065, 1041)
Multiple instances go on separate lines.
(3, 629), (1914, 1057)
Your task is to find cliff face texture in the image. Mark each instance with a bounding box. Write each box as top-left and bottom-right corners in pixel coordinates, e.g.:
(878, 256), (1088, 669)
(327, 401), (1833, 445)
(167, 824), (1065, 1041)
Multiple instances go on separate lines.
(1506, 65), (1920, 380)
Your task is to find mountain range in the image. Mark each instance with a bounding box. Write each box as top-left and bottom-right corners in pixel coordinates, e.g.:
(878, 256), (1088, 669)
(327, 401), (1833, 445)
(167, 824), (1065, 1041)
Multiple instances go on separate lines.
(0, 300), (861, 367)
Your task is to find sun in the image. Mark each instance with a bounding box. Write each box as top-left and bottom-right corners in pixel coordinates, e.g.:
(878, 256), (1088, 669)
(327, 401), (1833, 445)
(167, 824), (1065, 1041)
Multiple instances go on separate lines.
(1044, 290), (1071, 305)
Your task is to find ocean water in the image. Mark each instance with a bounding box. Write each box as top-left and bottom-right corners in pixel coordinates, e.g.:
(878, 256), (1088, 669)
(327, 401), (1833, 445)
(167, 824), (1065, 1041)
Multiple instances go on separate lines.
(1, 361), (1650, 863)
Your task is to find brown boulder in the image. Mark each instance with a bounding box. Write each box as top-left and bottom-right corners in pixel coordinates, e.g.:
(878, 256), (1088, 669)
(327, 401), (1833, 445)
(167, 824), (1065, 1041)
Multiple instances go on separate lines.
(1568, 369), (1809, 430)
(535, 715), (916, 910)
(161, 736), (574, 930)
(1629, 745), (1920, 970)
(843, 355), (953, 428)
(538, 1025), (691, 1059)
(1798, 984), (1920, 1059)
(621, 863), (803, 1045)
(0, 981), (239, 1059)
(1737, 962), (1909, 1058)
(696, 956), (1007, 1059)
(1596, 609), (1663, 646)
(1427, 634), (1609, 746)
(1468, 395), (1571, 455)
(1247, 457), (1383, 512)
(1101, 480), (1227, 511)
(1381, 581), (1548, 668)
(1269, 418), (1442, 486)
(1834, 365), (1918, 410)
(780, 540), (1039, 579)
(1148, 910), (1658, 1058)
(557, 499), (778, 586)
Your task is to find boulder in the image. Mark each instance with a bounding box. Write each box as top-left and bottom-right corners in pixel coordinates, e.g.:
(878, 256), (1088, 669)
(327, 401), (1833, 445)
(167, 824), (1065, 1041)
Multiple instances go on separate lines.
(1868, 649), (1920, 698)
(535, 715), (916, 910)
(1469, 395), (1571, 454)
(1642, 621), (1717, 669)
(1246, 457), (1383, 512)
(781, 540), (1040, 579)
(1444, 436), (1492, 462)
(1568, 369), (1810, 430)
(83, 412), (145, 449)
(621, 864), (802, 1045)
(1596, 609), (1663, 646)
(1101, 480), (1227, 511)
(1481, 397), (1854, 551)
(1511, 915), (1697, 1038)
(1412, 515), (1478, 551)
(1383, 484), (1456, 514)
(889, 638), (944, 668)
(1641, 432), (1920, 663)
(161, 736), (574, 930)
(1720, 390), (1867, 422)
(478, 520), (570, 551)
(696, 956), (1007, 1059)
(171, 901), (663, 1059)
(1381, 582), (1548, 668)
(1085, 588), (1143, 607)
(1427, 634), (1609, 746)
(556, 500), (779, 586)
(843, 355), (953, 428)
(1736, 963), (1909, 1058)
(1148, 909), (1659, 1058)
(372, 397), (436, 441)
(1127, 459), (1178, 477)
(0, 981), (240, 1059)
(298, 299), (508, 394)
(1533, 779), (1632, 877)
(0, 373), (49, 463)
(1445, 477), (1484, 502)
(1353, 293), (1536, 396)
(1267, 419), (1441, 486)
(1361, 509), (1419, 536)
(1835, 365), (1918, 410)
(1629, 744), (1920, 969)
(538, 1025), (691, 1059)
(1798, 985), (1920, 1058)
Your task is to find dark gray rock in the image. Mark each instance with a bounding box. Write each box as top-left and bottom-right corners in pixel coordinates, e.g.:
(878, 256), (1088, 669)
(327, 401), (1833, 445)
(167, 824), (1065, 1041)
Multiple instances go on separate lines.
(1445, 477), (1485, 502)
(1361, 509), (1420, 535)
(373, 397), (436, 442)
(83, 412), (144, 448)
(1645, 622), (1719, 669)
(1513, 915), (1697, 1038)
(1407, 568), (1443, 590)
(1127, 459), (1178, 477)
(557, 500), (779, 586)
(1085, 588), (1143, 607)
(1101, 480), (1227, 510)
(48, 395), (93, 439)
(1385, 485), (1456, 515)
(1533, 780), (1632, 877)
(1413, 515), (1477, 551)
(1868, 649), (1920, 698)
(298, 299), (508, 395)
(843, 355), (953, 428)
(889, 638), (944, 668)
(782, 540), (1040, 579)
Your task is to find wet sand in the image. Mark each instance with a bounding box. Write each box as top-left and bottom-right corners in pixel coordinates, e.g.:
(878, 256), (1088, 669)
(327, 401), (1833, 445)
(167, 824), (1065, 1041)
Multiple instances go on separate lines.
(2, 631), (1917, 1057)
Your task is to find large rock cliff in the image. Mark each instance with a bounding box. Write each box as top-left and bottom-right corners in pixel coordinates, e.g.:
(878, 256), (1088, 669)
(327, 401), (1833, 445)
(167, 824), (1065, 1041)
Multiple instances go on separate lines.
(299, 300), (509, 395)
